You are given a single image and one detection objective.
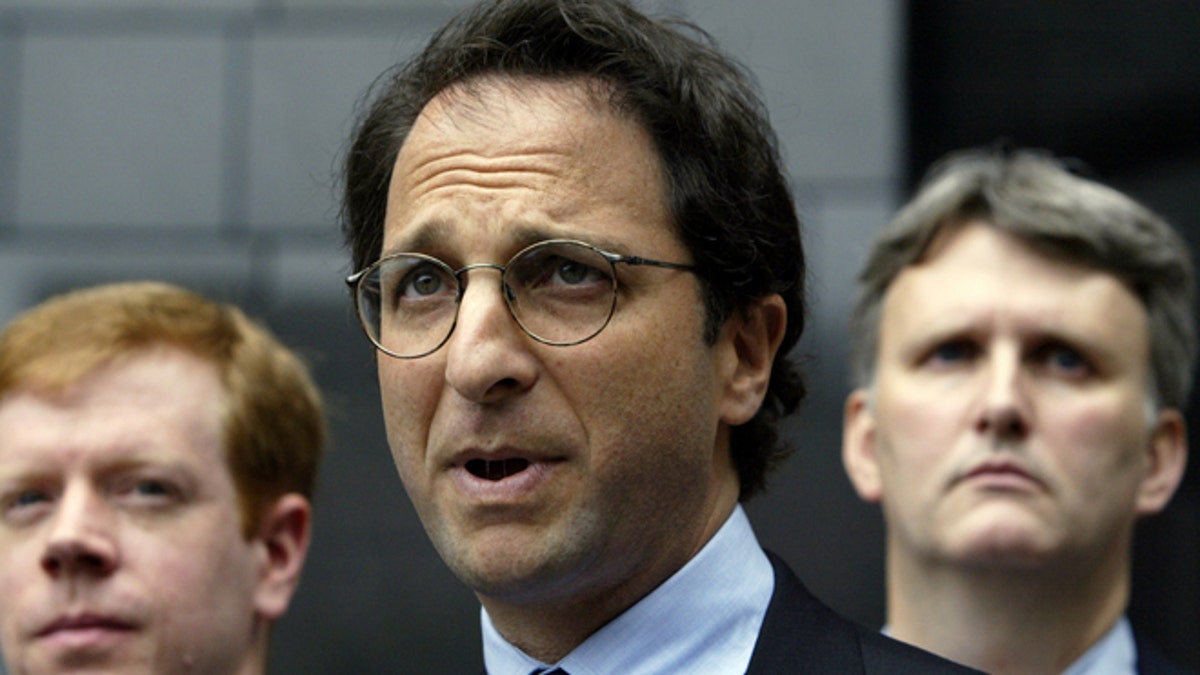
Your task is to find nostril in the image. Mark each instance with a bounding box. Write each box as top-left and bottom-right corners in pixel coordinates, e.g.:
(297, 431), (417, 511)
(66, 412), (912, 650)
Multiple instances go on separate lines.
(42, 539), (117, 577)
(978, 408), (1028, 438)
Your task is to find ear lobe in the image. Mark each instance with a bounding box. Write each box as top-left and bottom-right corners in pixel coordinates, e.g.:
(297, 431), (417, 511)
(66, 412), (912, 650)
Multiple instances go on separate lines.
(1136, 408), (1188, 516)
(252, 493), (312, 621)
(717, 294), (787, 426)
(843, 389), (884, 503)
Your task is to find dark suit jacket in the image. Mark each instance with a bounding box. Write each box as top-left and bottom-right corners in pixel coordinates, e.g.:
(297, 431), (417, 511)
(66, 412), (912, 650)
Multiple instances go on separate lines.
(745, 552), (979, 674)
(1136, 634), (1194, 675)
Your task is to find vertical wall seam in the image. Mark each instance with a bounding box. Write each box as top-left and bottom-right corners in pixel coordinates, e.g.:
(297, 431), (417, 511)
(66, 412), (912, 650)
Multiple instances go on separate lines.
(219, 11), (253, 237)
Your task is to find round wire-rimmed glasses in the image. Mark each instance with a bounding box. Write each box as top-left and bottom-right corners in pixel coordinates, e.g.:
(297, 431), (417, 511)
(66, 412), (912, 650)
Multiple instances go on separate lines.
(346, 238), (696, 359)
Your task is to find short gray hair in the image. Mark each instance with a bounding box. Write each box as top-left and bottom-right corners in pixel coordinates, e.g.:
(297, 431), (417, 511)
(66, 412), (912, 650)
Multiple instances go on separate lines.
(849, 148), (1196, 410)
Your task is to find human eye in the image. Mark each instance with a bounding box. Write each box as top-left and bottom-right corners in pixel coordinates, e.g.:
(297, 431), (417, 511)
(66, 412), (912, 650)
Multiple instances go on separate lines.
(1033, 342), (1092, 379)
(923, 339), (979, 368)
(134, 480), (172, 497)
(1, 485), (54, 524)
(515, 244), (611, 294)
(552, 256), (605, 286)
(404, 266), (448, 297)
(115, 474), (184, 508)
(380, 259), (456, 310)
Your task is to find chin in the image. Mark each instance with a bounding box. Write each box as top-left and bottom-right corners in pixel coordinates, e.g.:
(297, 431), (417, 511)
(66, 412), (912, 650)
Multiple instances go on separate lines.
(948, 529), (1060, 570)
(448, 539), (574, 601)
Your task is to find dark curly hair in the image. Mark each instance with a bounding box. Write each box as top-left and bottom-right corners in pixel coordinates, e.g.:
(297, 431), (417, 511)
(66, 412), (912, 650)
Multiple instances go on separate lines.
(341, 0), (806, 500)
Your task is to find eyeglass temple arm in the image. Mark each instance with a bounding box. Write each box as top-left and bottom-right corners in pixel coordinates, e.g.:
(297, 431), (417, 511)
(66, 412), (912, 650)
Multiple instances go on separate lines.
(613, 255), (695, 272)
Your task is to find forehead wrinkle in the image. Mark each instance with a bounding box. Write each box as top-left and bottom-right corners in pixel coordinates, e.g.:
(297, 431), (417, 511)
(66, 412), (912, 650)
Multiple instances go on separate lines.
(885, 265), (1147, 369)
(403, 148), (570, 198)
(397, 80), (615, 202)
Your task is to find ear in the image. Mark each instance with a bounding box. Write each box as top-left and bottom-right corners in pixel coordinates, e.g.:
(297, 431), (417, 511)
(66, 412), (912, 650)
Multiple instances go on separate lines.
(842, 388), (883, 503)
(717, 294), (787, 426)
(1135, 408), (1188, 516)
(252, 493), (312, 621)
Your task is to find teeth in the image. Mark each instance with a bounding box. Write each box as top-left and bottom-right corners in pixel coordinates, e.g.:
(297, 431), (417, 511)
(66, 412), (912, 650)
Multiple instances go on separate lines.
(468, 458), (531, 481)
(486, 460), (505, 481)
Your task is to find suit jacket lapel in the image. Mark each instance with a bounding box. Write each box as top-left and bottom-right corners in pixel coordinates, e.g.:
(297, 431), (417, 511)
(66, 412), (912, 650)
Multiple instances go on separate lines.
(745, 551), (864, 673)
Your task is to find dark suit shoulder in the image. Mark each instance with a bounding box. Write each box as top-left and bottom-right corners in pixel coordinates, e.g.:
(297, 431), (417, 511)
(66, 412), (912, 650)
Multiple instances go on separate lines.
(856, 626), (979, 675)
(745, 551), (980, 674)
(1135, 633), (1195, 675)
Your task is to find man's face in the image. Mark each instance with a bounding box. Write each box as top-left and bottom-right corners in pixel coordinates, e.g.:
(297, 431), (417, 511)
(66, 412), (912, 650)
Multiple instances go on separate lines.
(377, 77), (753, 614)
(843, 221), (1185, 570)
(0, 348), (268, 674)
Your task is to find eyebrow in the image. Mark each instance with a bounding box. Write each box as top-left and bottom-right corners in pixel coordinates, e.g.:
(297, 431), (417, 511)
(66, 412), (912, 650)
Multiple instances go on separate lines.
(380, 220), (453, 258)
(381, 221), (633, 260)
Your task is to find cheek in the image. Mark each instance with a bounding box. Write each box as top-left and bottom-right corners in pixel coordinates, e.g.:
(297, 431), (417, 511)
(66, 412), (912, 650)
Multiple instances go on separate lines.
(1044, 396), (1150, 477)
(574, 320), (709, 416)
(152, 527), (255, 590)
(572, 337), (719, 485)
(875, 388), (963, 472)
(378, 361), (436, 456)
(0, 543), (31, 626)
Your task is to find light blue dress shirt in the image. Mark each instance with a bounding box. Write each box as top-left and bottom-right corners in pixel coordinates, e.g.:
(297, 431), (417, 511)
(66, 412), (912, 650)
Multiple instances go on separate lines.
(882, 615), (1137, 675)
(1063, 617), (1136, 675)
(481, 505), (775, 675)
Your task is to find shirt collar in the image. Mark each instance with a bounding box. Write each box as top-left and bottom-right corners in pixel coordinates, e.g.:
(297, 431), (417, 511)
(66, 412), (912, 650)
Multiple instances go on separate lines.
(881, 616), (1136, 675)
(1063, 616), (1136, 675)
(481, 504), (774, 675)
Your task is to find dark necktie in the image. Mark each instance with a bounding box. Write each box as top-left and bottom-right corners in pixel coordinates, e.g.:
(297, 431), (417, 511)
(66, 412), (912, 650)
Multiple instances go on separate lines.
(531, 669), (568, 675)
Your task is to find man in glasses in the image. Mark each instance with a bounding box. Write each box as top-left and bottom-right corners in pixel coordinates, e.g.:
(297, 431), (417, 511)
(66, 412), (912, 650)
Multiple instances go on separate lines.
(841, 148), (1195, 674)
(341, 0), (974, 672)
(0, 282), (325, 674)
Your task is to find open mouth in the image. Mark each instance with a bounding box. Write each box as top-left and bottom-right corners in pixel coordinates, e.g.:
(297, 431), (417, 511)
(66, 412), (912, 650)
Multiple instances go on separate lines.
(465, 458), (531, 481)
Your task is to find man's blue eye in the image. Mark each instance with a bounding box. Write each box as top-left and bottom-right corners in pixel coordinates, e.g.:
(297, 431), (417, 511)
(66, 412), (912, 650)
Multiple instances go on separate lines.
(1052, 349), (1081, 368)
(929, 341), (975, 364)
(3, 489), (51, 521)
(1041, 346), (1090, 376)
(13, 490), (48, 507)
(134, 481), (170, 496)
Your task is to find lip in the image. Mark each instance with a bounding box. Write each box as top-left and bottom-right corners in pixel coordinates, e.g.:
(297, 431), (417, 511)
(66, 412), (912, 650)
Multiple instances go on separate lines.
(955, 460), (1046, 493)
(36, 613), (136, 647)
(447, 448), (565, 502)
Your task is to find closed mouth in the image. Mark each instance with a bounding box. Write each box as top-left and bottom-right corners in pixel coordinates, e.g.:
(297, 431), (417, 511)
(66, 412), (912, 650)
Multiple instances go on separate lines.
(38, 614), (135, 638)
(957, 460), (1045, 490)
(966, 464), (1029, 479)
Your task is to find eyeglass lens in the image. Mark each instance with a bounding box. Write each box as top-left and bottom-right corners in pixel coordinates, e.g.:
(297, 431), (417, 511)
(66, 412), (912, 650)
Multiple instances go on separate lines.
(356, 241), (619, 357)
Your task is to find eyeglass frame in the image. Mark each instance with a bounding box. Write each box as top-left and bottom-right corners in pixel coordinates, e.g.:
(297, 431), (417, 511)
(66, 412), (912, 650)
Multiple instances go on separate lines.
(345, 238), (697, 359)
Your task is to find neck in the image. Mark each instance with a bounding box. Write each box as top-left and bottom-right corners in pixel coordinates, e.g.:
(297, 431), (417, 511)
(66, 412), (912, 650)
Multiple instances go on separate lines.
(886, 545), (1129, 675)
(483, 474), (741, 663)
(232, 626), (270, 675)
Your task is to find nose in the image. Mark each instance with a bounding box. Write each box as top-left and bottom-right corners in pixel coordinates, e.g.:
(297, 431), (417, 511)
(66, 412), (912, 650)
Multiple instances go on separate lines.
(40, 485), (119, 579)
(975, 345), (1030, 441)
(443, 267), (538, 404)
